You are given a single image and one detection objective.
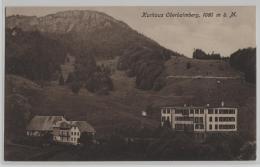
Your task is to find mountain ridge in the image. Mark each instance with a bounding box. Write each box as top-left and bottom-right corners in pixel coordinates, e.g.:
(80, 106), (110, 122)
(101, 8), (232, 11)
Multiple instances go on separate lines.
(6, 10), (131, 34)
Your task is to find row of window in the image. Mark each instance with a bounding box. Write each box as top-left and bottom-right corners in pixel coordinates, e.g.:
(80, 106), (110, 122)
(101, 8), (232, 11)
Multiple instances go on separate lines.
(219, 117), (235, 122)
(161, 116), (170, 122)
(219, 124), (236, 129)
(175, 116), (193, 121)
(71, 131), (80, 136)
(175, 116), (204, 123)
(163, 108), (236, 115)
(164, 116), (235, 124)
(175, 123), (204, 130)
(162, 109), (171, 114)
(208, 109), (236, 114)
(175, 124), (194, 131)
(70, 137), (78, 142)
(209, 124), (236, 130)
(209, 117), (235, 122)
(195, 124), (204, 129)
(194, 117), (203, 123)
(174, 123), (236, 130)
(219, 109), (236, 114)
(53, 136), (79, 142)
(60, 131), (80, 136)
(175, 109), (204, 115)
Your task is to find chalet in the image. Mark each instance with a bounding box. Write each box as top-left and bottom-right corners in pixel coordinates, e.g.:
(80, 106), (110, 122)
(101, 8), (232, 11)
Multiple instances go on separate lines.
(53, 120), (95, 145)
(26, 115), (95, 145)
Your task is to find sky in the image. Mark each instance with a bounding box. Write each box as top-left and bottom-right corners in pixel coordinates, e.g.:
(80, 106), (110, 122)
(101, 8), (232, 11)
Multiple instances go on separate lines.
(6, 6), (256, 57)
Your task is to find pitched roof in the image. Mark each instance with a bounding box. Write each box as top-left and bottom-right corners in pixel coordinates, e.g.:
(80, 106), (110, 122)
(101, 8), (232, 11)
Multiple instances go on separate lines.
(70, 121), (96, 133)
(53, 120), (70, 128)
(26, 116), (65, 131)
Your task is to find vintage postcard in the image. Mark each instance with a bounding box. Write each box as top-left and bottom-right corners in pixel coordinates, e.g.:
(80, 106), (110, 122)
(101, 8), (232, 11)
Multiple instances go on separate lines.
(3, 5), (256, 161)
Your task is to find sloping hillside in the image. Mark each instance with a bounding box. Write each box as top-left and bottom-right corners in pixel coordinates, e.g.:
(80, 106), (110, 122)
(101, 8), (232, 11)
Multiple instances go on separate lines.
(5, 50), (256, 141)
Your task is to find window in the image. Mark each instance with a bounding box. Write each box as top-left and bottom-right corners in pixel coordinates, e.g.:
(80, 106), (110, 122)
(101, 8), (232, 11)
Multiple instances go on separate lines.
(208, 109), (213, 114)
(183, 110), (189, 115)
(215, 117), (218, 122)
(190, 110), (194, 114)
(215, 110), (218, 114)
(200, 110), (204, 114)
(77, 132), (80, 136)
(195, 117), (199, 123)
(199, 117), (203, 123)
(71, 132), (73, 135)
(195, 109), (199, 114)
(229, 110), (235, 114)
(219, 109), (228, 114)
(161, 116), (165, 122)
(209, 125), (212, 130)
(162, 109), (166, 114)
(175, 109), (181, 114)
(215, 125), (218, 129)
(209, 117), (212, 122)
(196, 124), (204, 129)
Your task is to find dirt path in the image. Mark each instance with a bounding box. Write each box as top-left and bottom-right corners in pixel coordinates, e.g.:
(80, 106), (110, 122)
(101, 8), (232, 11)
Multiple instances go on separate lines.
(166, 75), (241, 79)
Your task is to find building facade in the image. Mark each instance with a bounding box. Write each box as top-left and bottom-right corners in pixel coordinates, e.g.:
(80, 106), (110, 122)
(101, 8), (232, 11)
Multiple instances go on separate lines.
(26, 115), (95, 145)
(53, 120), (95, 145)
(161, 103), (238, 133)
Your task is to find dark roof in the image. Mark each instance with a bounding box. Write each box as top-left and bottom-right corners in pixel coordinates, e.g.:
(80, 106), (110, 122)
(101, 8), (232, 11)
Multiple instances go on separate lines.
(26, 116), (65, 131)
(71, 121), (96, 133)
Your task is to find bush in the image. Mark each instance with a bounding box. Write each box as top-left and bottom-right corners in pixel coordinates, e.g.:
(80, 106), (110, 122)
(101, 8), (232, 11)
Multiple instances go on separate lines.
(85, 72), (113, 93)
(69, 81), (81, 94)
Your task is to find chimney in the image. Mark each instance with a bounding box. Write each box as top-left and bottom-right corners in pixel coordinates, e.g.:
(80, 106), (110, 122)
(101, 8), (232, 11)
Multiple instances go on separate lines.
(206, 104), (210, 107)
(221, 101), (224, 107)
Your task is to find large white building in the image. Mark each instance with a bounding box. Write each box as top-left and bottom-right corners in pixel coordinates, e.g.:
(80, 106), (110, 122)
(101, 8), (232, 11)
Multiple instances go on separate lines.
(161, 102), (238, 133)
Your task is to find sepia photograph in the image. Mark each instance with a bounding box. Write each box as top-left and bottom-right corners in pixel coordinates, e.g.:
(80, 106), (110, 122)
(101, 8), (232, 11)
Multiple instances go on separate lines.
(3, 5), (256, 161)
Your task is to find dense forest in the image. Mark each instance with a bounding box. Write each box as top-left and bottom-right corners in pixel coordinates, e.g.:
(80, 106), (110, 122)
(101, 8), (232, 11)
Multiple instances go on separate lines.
(229, 47), (256, 83)
(117, 46), (176, 90)
(5, 28), (67, 81)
